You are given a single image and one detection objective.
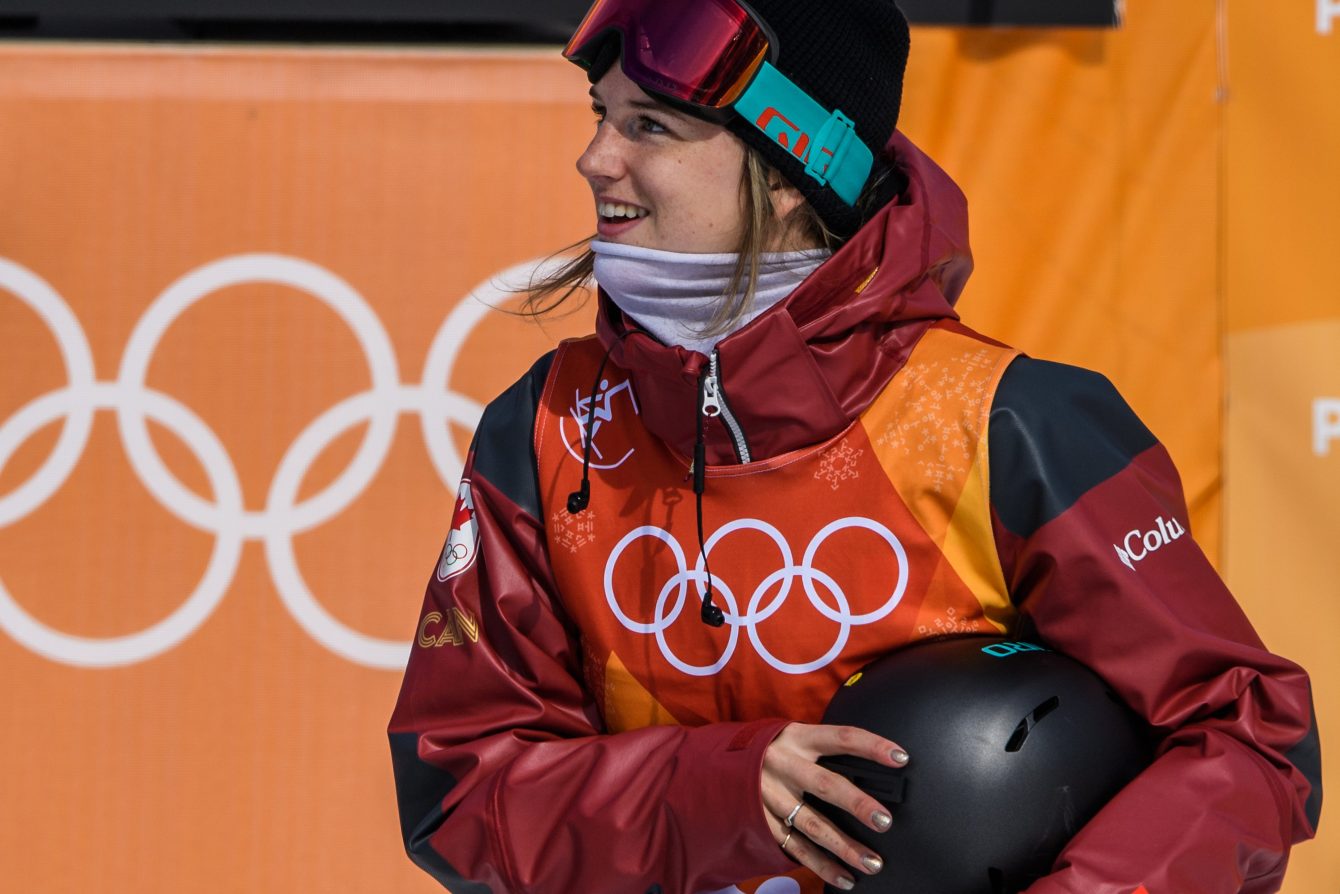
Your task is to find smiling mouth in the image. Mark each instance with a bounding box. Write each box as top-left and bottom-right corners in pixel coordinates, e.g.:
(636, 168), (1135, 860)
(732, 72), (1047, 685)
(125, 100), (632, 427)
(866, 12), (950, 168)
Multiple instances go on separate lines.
(598, 201), (650, 224)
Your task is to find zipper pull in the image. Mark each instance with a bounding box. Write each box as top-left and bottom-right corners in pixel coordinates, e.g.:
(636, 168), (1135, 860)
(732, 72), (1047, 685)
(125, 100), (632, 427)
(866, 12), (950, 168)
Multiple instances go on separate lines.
(701, 373), (722, 417)
(702, 351), (723, 417)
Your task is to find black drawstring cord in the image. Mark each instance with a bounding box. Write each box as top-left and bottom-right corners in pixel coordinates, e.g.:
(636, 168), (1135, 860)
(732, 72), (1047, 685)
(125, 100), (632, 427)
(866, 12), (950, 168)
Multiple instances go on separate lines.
(695, 367), (725, 628)
(567, 332), (629, 515)
(567, 335), (723, 629)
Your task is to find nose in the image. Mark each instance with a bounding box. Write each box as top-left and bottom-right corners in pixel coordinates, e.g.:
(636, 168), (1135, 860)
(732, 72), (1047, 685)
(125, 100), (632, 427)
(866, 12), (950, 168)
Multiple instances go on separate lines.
(576, 122), (626, 184)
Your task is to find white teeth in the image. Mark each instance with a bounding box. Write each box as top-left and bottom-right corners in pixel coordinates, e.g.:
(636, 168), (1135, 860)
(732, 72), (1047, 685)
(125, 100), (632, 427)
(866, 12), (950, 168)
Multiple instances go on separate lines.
(598, 202), (649, 220)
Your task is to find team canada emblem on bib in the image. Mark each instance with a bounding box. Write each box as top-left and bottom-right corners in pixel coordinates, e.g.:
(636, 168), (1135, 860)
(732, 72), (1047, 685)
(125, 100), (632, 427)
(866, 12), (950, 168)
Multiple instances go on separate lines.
(437, 479), (480, 581)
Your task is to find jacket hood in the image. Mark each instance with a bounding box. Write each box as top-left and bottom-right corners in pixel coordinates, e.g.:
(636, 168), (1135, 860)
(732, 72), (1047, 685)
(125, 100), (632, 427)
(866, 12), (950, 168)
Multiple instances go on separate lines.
(595, 132), (973, 465)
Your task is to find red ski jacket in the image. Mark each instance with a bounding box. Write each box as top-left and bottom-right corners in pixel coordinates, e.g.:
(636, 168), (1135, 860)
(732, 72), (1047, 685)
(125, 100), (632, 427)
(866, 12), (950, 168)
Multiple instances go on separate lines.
(389, 133), (1320, 894)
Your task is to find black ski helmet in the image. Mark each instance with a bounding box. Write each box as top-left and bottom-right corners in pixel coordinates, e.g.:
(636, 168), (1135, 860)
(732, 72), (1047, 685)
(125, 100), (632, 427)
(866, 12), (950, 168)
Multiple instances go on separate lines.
(811, 636), (1153, 894)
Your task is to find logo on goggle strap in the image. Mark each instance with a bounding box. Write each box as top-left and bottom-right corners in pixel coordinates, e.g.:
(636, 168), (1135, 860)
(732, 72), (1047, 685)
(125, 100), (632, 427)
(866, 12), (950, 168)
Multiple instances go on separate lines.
(756, 108), (834, 174)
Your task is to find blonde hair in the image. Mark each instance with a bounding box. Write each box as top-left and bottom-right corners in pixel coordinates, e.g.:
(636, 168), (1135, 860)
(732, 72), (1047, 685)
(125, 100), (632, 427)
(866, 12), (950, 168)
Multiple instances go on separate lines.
(519, 146), (838, 336)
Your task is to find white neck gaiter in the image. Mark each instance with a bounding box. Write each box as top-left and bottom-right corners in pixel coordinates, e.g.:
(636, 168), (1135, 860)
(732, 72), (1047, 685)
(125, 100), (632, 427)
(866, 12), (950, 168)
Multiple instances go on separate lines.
(591, 240), (831, 356)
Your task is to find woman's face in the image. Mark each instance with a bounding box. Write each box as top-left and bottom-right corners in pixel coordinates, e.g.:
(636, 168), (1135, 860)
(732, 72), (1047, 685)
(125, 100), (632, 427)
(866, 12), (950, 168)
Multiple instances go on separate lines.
(577, 64), (753, 254)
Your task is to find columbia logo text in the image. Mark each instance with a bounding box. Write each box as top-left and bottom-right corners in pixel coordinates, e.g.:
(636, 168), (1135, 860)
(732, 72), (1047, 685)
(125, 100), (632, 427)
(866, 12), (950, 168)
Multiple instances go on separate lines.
(416, 607), (480, 648)
(1114, 516), (1187, 570)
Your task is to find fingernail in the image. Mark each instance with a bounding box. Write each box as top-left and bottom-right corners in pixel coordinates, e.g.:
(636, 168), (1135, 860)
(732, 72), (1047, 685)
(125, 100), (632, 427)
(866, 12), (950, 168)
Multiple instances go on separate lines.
(872, 810), (892, 830)
(862, 854), (884, 874)
(891, 749), (909, 765)
(836, 877), (855, 891)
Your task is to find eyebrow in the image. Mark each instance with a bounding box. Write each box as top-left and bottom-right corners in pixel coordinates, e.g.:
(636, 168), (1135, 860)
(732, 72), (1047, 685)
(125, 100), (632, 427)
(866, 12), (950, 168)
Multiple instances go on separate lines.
(588, 87), (685, 117)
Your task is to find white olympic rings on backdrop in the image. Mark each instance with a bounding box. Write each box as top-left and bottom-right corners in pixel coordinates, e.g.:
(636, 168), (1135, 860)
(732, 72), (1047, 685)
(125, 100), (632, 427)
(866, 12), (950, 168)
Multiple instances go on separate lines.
(604, 517), (909, 676)
(0, 253), (565, 669)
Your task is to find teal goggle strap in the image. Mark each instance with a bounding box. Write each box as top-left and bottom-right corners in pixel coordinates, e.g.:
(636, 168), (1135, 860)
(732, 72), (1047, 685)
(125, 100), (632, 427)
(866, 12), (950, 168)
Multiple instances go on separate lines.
(732, 61), (875, 207)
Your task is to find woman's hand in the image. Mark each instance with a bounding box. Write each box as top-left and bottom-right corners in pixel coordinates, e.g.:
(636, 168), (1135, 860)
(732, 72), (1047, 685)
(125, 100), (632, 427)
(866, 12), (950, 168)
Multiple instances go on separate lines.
(761, 722), (908, 890)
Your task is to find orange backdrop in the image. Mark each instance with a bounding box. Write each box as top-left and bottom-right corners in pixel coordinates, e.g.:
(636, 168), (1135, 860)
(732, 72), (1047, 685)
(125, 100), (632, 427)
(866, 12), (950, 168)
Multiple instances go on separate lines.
(0, 2), (1331, 890)
(1222, 3), (1340, 890)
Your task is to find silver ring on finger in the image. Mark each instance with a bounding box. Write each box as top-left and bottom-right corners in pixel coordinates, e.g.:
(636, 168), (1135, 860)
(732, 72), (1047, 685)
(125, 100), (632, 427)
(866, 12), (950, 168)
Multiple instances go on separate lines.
(784, 802), (804, 828)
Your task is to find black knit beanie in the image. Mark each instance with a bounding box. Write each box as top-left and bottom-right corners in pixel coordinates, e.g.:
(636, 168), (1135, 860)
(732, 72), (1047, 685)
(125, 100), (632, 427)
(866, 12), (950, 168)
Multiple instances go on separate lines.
(580, 0), (910, 240)
(729, 1), (910, 239)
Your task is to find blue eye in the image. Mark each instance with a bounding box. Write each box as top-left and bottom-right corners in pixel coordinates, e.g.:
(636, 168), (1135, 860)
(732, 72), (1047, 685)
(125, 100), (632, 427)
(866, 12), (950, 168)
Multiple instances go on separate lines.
(637, 116), (668, 134)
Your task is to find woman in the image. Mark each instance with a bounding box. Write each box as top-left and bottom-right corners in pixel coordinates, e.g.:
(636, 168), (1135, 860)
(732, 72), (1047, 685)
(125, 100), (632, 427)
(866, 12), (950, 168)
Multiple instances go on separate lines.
(390, 2), (1321, 892)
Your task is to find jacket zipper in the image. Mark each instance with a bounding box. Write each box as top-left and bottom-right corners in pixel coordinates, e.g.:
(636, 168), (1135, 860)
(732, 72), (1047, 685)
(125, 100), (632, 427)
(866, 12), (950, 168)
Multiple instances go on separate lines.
(701, 350), (751, 464)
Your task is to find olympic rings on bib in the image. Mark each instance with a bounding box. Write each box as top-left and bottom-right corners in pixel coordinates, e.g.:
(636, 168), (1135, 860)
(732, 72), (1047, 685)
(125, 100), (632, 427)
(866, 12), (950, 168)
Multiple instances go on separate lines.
(604, 516), (909, 676)
(0, 253), (567, 669)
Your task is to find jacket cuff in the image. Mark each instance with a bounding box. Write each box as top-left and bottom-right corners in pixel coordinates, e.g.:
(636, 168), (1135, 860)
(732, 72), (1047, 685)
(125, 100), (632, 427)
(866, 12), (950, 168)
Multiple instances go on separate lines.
(667, 718), (797, 886)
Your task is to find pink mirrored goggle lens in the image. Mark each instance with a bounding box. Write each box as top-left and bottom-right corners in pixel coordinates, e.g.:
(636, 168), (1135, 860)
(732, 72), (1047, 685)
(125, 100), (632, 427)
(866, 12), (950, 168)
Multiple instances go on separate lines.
(564, 0), (770, 108)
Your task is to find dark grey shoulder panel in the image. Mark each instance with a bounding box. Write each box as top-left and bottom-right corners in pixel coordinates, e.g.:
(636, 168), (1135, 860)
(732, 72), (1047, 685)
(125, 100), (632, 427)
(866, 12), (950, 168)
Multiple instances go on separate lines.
(989, 356), (1159, 538)
(389, 731), (494, 893)
(1287, 702), (1324, 832)
(471, 351), (557, 520)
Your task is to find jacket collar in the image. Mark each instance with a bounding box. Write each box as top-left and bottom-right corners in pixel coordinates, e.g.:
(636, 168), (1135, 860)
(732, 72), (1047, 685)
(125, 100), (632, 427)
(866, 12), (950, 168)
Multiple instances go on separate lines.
(595, 132), (973, 465)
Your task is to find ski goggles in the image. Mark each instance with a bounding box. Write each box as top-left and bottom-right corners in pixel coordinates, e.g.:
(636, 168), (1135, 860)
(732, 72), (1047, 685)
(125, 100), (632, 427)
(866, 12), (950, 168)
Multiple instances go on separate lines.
(564, 0), (875, 206)
(564, 0), (771, 110)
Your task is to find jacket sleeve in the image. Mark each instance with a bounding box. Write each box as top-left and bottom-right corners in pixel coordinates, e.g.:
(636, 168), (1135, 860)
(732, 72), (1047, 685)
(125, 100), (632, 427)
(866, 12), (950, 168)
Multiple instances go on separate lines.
(988, 357), (1321, 894)
(388, 352), (793, 894)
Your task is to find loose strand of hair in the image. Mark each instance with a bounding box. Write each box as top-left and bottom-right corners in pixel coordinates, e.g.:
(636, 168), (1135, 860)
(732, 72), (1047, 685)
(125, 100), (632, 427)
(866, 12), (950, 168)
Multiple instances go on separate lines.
(703, 150), (773, 337)
(514, 235), (597, 320)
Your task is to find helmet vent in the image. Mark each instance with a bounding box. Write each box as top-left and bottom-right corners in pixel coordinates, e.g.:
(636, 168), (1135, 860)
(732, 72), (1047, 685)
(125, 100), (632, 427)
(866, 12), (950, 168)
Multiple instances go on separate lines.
(1004, 696), (1061, 752)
